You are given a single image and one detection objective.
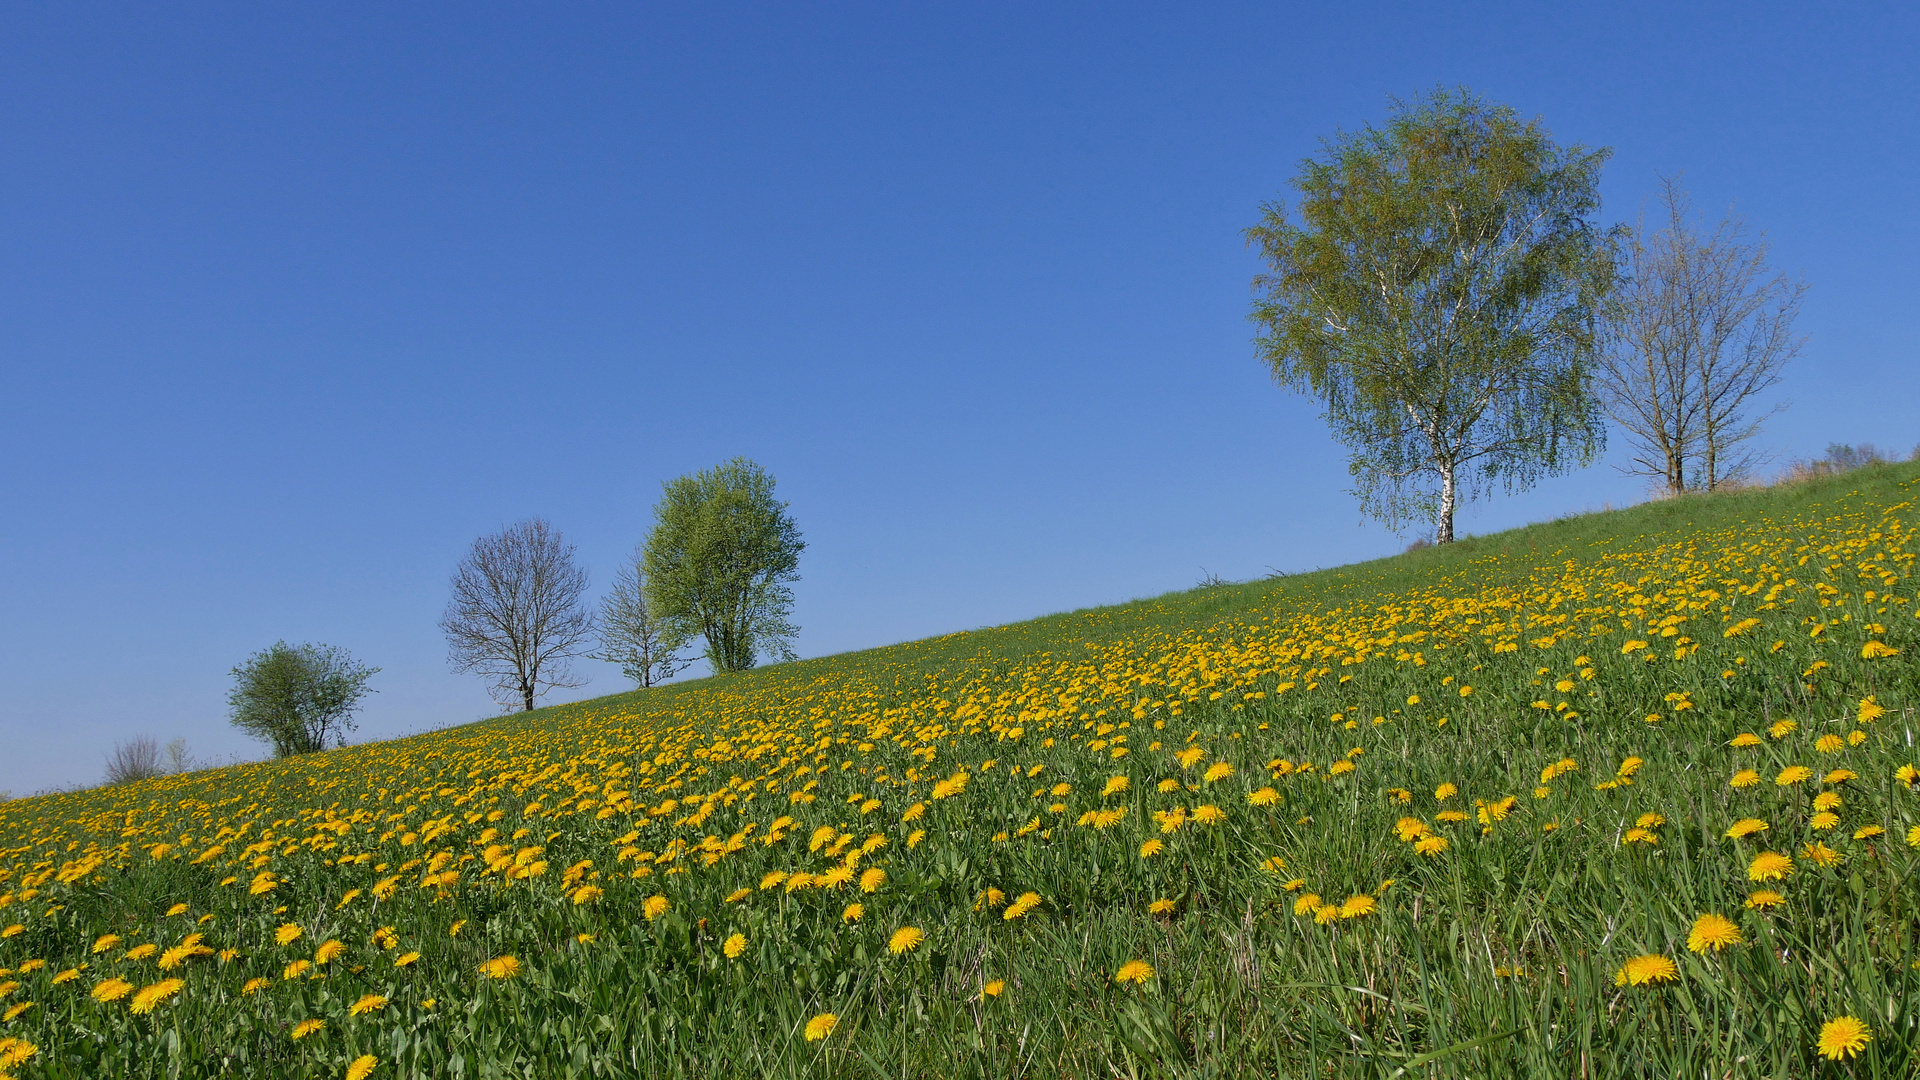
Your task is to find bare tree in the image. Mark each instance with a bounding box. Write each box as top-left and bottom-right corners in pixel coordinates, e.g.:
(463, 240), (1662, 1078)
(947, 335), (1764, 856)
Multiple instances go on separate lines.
(441, 518), (594, 711)
(105, 735), (165, 785)
(164, 738), (195, 774)
(594, 551), (690, 688)
(1599, 176), (1807, 494)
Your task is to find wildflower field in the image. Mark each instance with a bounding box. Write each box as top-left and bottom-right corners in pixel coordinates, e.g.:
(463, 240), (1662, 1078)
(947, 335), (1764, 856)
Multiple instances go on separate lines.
(4, 466), (1919, 1078)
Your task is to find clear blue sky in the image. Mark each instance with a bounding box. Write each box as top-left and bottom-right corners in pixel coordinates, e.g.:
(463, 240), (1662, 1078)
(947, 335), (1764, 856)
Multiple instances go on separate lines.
(3, 2), (1915, 795)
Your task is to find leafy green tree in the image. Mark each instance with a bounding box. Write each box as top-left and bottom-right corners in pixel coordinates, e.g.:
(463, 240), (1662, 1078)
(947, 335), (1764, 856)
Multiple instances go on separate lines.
(1246, 88), (1614, 543)
(643, 458), (804, 673)
(228, 642), (378, 756)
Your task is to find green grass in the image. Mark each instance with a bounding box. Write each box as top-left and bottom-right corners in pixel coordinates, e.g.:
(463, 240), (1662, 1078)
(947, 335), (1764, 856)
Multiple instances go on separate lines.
(2, 460), (1918, 1079)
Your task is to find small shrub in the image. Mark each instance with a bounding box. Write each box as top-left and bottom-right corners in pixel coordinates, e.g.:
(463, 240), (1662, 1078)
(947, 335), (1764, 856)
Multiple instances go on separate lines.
(104, 735), (165, 785)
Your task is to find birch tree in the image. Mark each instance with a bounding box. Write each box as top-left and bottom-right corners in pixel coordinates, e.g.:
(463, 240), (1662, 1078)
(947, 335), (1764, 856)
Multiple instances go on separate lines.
(1247, 89), (1613, 542)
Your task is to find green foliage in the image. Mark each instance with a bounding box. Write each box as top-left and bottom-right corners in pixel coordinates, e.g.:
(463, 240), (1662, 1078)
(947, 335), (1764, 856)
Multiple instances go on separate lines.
(1247, 87), (1614, 542)
(227, 641), (378, 757)
(643, 457), (805, 673)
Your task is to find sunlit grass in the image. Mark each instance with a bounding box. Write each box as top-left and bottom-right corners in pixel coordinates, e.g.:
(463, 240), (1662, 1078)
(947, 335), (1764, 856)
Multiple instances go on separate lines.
(1, 462), (1917, 1078)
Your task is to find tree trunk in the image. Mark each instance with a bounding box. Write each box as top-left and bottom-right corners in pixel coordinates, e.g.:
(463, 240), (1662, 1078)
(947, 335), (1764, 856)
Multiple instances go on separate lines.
(522, 682), (535, 712)
(1437, 464), (1457, 544)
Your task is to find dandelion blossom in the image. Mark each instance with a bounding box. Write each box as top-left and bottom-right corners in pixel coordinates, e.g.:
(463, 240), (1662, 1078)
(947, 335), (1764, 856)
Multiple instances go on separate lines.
(981, 979), (1005, 998)
(1747, 851), (1794, 881)
(1686, 914), (1743, 953)
(1745, 889), (1786, 910)
(290, 1019), (324, 1040)
(1148, 898), (1176, 915)
(1775, 766), (1812, 787)
(1724, 818), (1768, 839)
(804, 1013), (838, 1041)
(842, 903), (864, 923)
(1003, 892), (1041, 920)
(282, 960), (311, 980)
(1338, 895), (1376, 919)
(1139, 838), (1165, 858)
(314, 940), (345, 965)
(241, 977), (270, 995)
(274, 924), (303, 946)
(91, 978), (133, 1003)
(1816, 1015), (1872, 1060)
(346, 1055), (379, 1080)
(1613, 954), (1678, 987)
(394, 951), (420, 968)
(859, 868), (886, 893)
(1415, 836), (1450, 857)
(1202, 761), (1233, 783)
(723, 933), (747, 959)
(571, 884), (603, 905)
(128, 978), (184, 1014)
(1248, 787), (1279, 806)
(91, 934), (121, 954)
(643, 895), (670, 921)
(1800, 841), (1842, 868)
(1113, 960), (1154, 985)
(887, 927), (925, 955)
(479, 956), (522, 979)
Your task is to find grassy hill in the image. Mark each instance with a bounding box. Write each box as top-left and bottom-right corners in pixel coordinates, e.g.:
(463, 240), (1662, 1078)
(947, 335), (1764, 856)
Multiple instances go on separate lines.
(3, 463), (1919, 1078)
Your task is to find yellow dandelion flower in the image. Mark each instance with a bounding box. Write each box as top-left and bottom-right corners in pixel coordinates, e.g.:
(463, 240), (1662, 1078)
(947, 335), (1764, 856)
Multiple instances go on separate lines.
(128, 978), (184, 1014)
(1729, 769), (1761, 789)
(1248, 787), (1279, 806)
(571, 884), (603, 906)
(51, 968), (79, 985)
(981, 979), (1005, 998)
(1729, 732), (1763, 748)
(1338, 895), (1376, 919)
(346, 1054), (379, 1080)
(1800, 841), (1842, 868)
(394, 951), (420, 967)
(1725, 818), (1768, 839)
(282, 960), (311, 980)
(887, 926), (925, 955)
(479, 955), (521, 979)
(1748, 851), (1794, 881)
(1149, 898), (1176, 915)
(348, 993), (387, 1016)
(1434, 783), (1456, 801)
(1613, 954), (1678, 987)
(313, 940), (344, 965)
(1775, 766), (1812, 786)
(1816, 1015), (1872, 1059)
(1260, 855), (1287, 874)
(1113, 960), (1154, 985)
(241, 977), (270, 995)
(274, 924), (303, 946)
(842, 903), (864, 923)
(449, 920), (466, 938)
(1809, 811), (1840, 831)
(91, 934), (121, 954)
(1415, 835), (1450, 856)
(643, 895), (670, 921)
(860, 868), (886, 893)
(4, 1002), (33, 1022)
(1686, 914), (1743, 953)
(1744, 889), (1785, 910)
(1825, 768), (1858, 784)
(1861, 641), (1899, 659)
(723, 933), (747, 959)
(1292, 893), (1322, 916)
(122, 944), (157, 962)
(291, 1018), (324, 1040)
(804, 1013), (838, 1041)
(1853, 825), (1885, 840)
(1202, 761), (1233, 783)
(164, 903), (188, 917)
(1139, 838), (1165, 858)
(1003, 892), (1041, 920)
(91, 978), (134, 1002)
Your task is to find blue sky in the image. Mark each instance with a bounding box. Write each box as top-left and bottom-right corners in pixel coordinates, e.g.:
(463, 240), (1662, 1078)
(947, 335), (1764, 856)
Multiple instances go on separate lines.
(3, 2), (1916, 795)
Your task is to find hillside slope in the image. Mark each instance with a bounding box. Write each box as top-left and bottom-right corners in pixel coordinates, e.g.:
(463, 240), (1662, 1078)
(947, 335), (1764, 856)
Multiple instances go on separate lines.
(3, 463), (1918, 1078)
